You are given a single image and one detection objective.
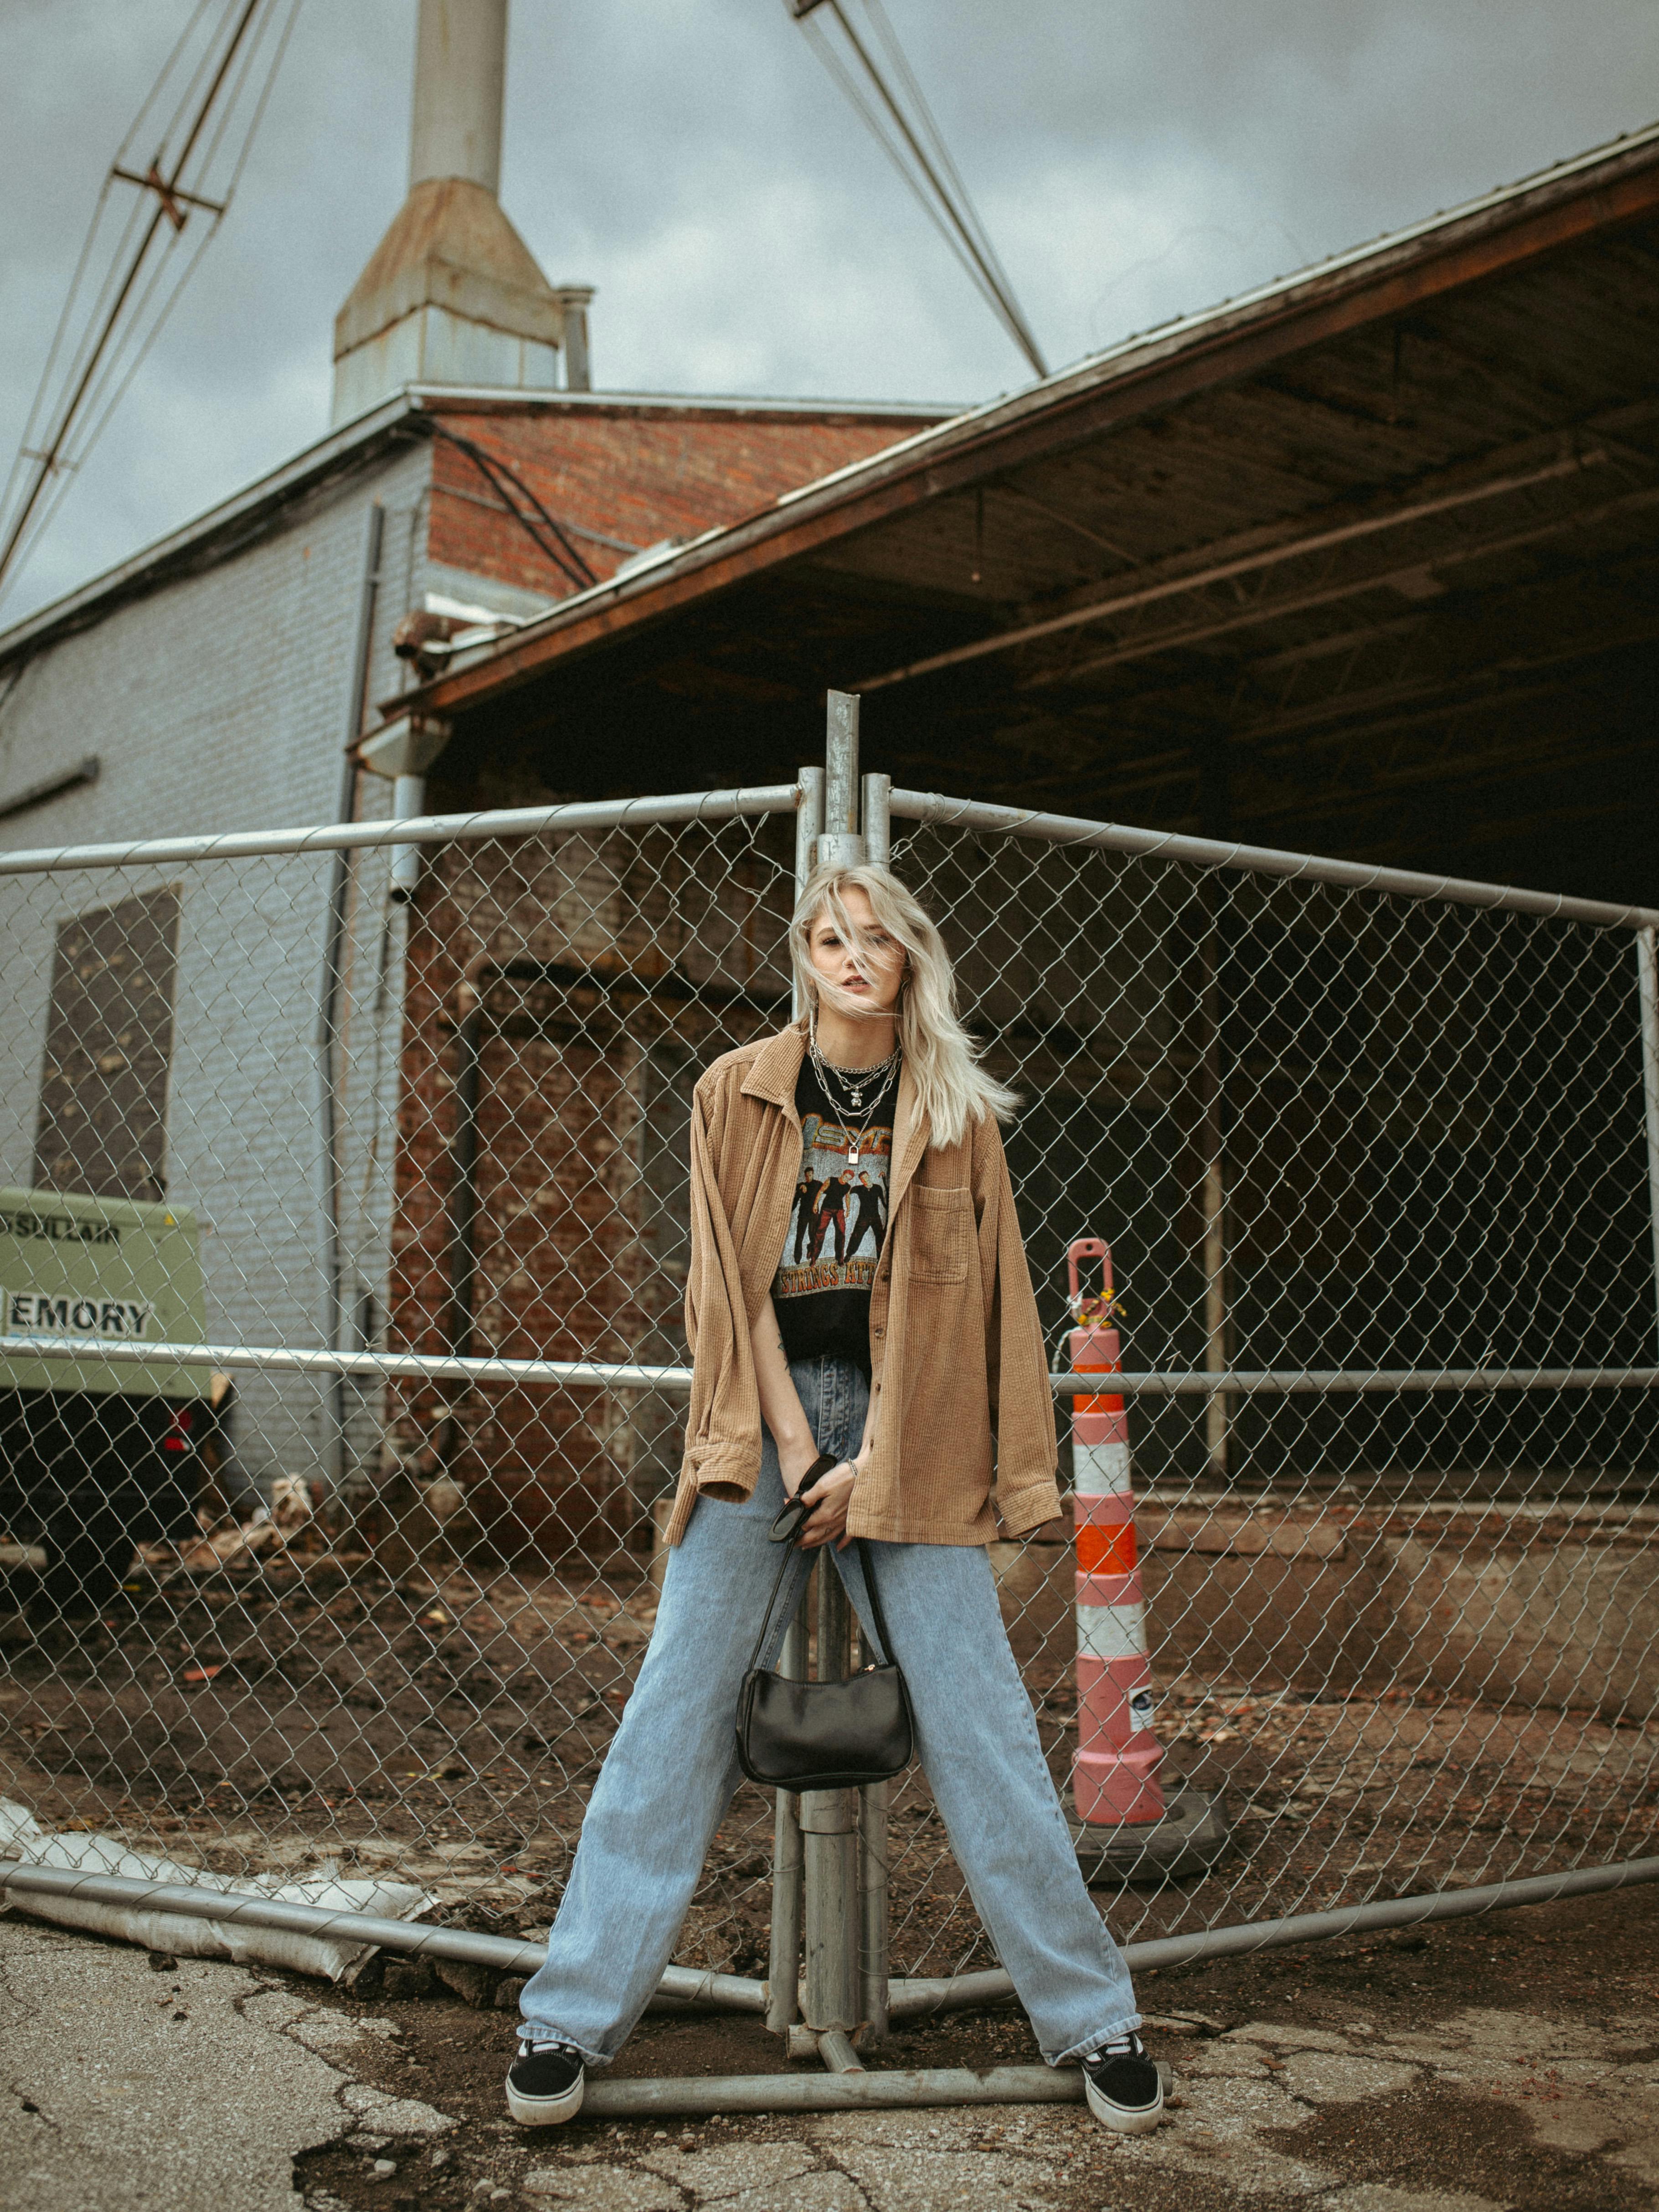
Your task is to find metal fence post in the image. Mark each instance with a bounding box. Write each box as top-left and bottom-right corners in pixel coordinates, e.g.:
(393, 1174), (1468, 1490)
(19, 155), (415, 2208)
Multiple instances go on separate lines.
(801, 1557), (861, 2044)
(766, 1610), (808, 2034)
(857, 1604), (891, 2042)
(768, 763), (828, 2035)
(1638, 928), (1659, 1359)
(1199, 880), (1230, 1478)
(792, 701), (889, 2061)
(862, 772), (891, 866)
(819, 692), (866, 867)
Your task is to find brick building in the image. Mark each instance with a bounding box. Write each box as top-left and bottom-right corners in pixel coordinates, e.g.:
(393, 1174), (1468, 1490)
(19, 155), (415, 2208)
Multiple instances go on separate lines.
(0, 2), (943, 1534)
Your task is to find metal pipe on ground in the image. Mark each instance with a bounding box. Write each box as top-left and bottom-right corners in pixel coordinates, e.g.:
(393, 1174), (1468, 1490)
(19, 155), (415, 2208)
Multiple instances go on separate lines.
(0, 1865), (765, 2012)
(586, 2065), (1082, 2118)
(11, 1856), (1658, 2028)
(886, 1855), (1659, 2018)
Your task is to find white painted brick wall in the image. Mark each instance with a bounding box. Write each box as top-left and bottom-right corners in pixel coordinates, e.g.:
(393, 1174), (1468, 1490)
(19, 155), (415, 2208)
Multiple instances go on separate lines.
(0, 443), (449, 1495)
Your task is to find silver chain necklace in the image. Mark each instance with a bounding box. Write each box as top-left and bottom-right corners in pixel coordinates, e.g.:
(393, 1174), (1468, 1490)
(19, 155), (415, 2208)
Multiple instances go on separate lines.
(809, 1034), (901, 1168)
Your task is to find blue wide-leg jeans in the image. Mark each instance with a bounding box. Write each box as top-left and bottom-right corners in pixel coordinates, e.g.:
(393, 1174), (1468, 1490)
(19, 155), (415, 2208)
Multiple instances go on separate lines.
(518, 1354), (1140, 2065)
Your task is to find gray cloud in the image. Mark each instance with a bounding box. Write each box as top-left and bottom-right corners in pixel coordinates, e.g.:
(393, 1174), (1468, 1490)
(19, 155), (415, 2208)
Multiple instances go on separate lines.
(2, 0), (1654, 622)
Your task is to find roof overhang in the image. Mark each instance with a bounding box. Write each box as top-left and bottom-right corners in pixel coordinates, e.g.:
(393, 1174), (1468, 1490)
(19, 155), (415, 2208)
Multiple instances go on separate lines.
(0, 385), (955, 669)
(388, 122), (1659, 904)
(404, 119), (1659, 723)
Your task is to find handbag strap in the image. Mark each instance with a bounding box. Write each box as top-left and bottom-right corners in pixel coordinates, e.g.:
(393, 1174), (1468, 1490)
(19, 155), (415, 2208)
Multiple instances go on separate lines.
(747, 1537), (806, 1678)
(745, 1519), (902, 1680)
(849, 1537), (899, 1670)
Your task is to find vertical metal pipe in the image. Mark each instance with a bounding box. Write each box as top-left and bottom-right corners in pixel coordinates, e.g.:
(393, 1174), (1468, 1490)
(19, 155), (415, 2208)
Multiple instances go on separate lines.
(1638, 929), (1659, 1360)
(793, 768), (826, 1023)
(769, 767), (825, 2030)
(410, 0), (508, 195)
(862, 772), (891, 868)
(852, 1603), (890, 2042)
(557, 286), (595, 392)
(1199, 885), (1229, 1478)
(766, 1610), (808, 2033)
(389, 775), (427, 903)
(819, 694), (866, 868)
(802, 1556), (860, 2034)
(444, 1000), (484, 1356)
(317, 501), (384, 1491)
(825, 694), (859, 834)
(858, 1774), (890, 2042)
(797, 769), (826, 890)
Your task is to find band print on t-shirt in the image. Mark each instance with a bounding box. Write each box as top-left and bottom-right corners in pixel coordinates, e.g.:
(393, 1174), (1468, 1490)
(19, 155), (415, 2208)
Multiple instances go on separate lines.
(778, 1110), (892, 1300)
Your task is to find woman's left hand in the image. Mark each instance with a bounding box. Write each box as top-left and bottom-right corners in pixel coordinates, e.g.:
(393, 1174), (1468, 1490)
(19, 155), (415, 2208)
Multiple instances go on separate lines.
(798, 1455), (864, 1550)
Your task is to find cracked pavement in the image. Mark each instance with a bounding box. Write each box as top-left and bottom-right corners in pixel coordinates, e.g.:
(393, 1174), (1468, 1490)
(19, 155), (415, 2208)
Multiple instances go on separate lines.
(0, 1917), (452, 2211)
(2, 1885), (1658, 2209)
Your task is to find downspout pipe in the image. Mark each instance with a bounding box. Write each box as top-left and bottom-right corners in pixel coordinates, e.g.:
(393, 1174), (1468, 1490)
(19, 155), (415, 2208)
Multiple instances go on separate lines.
(317, 502), (384, 1486)
(444, 967), (490, 1359)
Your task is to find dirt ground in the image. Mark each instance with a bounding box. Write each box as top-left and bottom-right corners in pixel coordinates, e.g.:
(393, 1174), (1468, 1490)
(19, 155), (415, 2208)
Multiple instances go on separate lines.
(264, 1879), (1659, 2211)
(7, 1547), (1659, 2206)
(5, 1547), (1655, 1984)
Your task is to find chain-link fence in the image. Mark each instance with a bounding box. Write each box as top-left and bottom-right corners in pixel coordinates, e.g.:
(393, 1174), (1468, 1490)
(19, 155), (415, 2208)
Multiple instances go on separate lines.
(1, 761), (1656, 2017)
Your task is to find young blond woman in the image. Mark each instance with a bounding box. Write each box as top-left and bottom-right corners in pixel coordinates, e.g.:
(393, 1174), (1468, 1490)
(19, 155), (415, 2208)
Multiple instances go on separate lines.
(508, 864), (1161, 2134)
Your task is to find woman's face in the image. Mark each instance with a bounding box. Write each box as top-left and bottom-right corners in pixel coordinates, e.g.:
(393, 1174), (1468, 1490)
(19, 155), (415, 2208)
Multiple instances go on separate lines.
(807, 887), (906, 1016)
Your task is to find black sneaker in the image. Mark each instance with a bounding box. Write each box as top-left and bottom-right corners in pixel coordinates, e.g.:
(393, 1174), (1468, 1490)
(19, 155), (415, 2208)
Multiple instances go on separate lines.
(505, 2038), (586, 2125)
(1082, 2032), (1164, 2134)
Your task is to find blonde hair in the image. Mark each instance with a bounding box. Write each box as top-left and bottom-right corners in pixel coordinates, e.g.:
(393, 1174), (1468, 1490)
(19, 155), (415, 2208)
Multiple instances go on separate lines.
(789, 862), (1018, 1150)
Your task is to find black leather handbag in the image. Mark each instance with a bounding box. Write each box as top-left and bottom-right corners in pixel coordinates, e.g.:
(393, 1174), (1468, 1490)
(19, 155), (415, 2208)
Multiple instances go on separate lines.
(735, 1461), (914, 1794)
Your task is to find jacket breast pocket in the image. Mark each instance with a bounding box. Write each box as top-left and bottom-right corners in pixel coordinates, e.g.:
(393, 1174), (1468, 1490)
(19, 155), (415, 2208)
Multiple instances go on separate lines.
(908, 1183), (973, 1284)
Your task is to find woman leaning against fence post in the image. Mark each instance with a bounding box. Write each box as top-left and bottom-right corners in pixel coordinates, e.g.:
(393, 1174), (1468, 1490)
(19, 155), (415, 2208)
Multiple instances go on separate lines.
(506, 864), (1164, 2135)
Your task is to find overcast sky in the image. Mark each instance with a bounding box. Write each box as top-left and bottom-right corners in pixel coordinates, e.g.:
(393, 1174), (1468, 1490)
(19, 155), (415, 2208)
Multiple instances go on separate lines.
(2, 0), (1656, 625)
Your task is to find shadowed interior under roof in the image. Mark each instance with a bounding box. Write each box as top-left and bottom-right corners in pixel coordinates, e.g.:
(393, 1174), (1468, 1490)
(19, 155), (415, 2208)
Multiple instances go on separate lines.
(404, 123), (1659, 907)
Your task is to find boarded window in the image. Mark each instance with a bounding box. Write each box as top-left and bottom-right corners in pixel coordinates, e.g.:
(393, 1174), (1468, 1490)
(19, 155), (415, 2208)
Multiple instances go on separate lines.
(33, 888), (181, 1202)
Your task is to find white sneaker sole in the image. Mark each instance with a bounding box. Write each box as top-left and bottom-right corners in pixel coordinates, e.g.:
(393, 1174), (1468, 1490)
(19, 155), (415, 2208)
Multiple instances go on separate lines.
(505, 2069), (586, 2126)
(1083, 2069), (1164, 2135)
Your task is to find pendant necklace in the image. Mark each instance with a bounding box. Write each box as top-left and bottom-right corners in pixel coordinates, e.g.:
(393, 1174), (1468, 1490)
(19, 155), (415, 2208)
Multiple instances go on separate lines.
(810, 1033), (900, 1166)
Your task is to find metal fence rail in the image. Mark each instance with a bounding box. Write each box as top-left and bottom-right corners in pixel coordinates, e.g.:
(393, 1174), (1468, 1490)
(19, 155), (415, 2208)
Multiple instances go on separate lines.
(0, 718), (1655, 2097)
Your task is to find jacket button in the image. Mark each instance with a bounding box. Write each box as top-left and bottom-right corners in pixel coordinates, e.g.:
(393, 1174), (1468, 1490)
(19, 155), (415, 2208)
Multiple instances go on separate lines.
(872, 1325), (885, 1339)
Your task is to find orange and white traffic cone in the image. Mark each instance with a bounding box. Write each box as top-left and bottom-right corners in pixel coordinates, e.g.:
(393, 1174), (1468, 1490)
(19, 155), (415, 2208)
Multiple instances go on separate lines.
(1065, 1236), (1231, 1882)
(1068, 1239), (1165, 1826)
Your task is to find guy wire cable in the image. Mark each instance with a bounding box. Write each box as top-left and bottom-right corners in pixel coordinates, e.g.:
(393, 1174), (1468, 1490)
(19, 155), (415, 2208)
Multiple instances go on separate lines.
(0, 0), (306, 605)
(788, 0), (1048, 377)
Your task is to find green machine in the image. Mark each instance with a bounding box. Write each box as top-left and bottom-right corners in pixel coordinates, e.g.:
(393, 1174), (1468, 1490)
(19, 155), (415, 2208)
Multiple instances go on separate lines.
(0, 1187), (215, 1610)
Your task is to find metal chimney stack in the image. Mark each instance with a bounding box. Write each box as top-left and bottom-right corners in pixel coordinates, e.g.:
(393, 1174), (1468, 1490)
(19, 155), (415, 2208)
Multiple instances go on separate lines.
(409, 0), (506, 196)
(330, 0), (593, 425)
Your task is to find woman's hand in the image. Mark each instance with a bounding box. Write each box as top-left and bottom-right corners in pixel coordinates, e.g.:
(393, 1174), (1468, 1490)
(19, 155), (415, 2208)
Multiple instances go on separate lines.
(778, 1437), (827, 1499)
(798, 1453), (866, 1550)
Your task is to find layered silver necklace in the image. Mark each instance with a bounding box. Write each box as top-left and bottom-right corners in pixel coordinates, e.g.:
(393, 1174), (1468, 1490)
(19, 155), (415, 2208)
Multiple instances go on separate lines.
(809, 1031), (901, 1168)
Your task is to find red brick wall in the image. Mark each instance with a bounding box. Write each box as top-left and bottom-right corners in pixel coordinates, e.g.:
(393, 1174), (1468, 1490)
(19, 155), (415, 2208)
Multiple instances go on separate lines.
(425, 404), (935, 602)
(382, 815), (794, 1566)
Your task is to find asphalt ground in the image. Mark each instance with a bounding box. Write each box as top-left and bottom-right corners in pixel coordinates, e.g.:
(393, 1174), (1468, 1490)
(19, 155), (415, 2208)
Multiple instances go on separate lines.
(4, 1874), (1657, 2210)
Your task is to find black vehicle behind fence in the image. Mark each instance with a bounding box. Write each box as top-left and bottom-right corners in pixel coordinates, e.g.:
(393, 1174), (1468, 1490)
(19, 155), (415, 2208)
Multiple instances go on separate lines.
(0, 1190), (213, 1610)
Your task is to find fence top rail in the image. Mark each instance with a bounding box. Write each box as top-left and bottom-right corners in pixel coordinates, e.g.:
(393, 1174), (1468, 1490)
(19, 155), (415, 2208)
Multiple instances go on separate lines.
(888, 789), (1659, 933)
(3, 1335), (1654, 1397)
(0, 784), (803, 877)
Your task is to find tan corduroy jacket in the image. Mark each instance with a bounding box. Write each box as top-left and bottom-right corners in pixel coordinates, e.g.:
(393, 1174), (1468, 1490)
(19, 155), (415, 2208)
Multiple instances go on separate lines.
(662, 1023), (1061, 1548)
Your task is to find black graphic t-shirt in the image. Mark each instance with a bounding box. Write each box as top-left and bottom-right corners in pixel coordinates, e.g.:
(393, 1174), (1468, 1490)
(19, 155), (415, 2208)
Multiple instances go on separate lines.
(773, 1056), (895, 1375)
